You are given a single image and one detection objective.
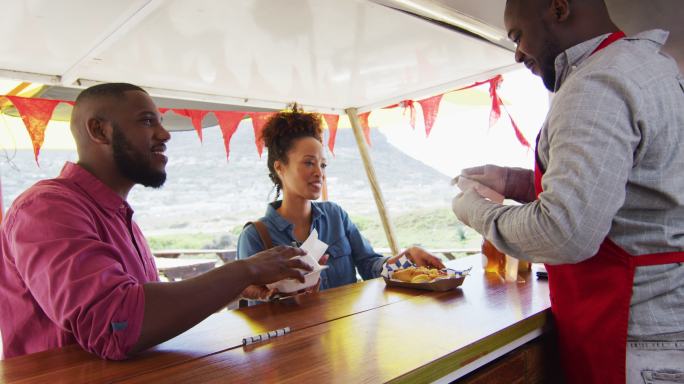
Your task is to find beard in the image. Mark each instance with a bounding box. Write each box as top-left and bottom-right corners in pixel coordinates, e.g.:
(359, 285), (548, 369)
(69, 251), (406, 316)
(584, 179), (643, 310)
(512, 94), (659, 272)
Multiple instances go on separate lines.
(538, 23), (564, 92)
(111, 123), (166, 188)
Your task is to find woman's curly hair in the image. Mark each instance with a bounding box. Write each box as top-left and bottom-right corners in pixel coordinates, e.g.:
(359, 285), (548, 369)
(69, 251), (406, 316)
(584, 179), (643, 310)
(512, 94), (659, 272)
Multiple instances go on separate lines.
(260, 103), (323, 200)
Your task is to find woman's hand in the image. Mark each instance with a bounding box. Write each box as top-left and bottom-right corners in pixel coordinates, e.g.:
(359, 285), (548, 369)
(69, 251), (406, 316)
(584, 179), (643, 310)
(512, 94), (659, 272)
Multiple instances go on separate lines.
(294, 253), (330, 295)
(387, 246), (445, 269)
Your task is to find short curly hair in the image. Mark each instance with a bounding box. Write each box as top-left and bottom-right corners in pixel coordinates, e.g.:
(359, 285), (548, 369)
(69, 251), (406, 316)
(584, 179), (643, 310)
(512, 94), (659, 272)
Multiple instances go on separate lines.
(260, 103), (324, 199)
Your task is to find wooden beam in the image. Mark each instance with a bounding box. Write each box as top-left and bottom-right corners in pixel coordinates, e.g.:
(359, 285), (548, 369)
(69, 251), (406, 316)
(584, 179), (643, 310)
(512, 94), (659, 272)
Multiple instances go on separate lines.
(345, 107), (399, 255)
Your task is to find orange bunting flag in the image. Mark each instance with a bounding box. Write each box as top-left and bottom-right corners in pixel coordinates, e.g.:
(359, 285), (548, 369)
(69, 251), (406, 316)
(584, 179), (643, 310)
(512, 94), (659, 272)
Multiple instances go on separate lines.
(322, 114), (340, 155)
(214, 111), (245, 161)
(358, 112), (371, 146)
(248, 112), (275, 157)
(7, 96), (61, 164)
(417, 94), (443, 137)
(172, 109), (209, 142)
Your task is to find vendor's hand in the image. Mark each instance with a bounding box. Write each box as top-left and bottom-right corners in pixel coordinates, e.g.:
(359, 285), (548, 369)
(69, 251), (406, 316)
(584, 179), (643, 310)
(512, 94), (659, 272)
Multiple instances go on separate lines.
(452, 164), (508, 196)
(387, 246), (445, 269)
(240, 285), (276, 301)
(454, 164), (535, 203)
(243, 245), (312, 285)
(452, 188), (487, 227)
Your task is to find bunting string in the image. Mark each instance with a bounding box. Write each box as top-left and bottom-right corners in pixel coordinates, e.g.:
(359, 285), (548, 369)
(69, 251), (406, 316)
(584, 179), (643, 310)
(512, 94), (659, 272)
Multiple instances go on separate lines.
(0, 74), (529, 165)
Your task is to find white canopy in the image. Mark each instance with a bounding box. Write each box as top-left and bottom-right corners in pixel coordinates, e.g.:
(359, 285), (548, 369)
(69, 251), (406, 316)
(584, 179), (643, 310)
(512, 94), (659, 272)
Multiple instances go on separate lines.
(0, 0), (517, 115)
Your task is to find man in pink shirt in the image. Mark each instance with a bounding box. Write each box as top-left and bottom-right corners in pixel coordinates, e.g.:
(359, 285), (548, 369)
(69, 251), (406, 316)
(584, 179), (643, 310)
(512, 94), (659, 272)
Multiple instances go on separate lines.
(0, 83), (311, 360)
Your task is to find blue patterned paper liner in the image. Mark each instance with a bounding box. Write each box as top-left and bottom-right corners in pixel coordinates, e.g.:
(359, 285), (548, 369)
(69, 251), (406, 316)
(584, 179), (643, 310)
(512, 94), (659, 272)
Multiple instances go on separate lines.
(381, 255), (471, 280)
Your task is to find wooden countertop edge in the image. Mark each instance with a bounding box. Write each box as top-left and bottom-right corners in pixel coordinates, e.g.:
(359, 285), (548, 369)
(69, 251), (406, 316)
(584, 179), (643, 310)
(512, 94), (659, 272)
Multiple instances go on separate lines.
(388, 309), (552, 384)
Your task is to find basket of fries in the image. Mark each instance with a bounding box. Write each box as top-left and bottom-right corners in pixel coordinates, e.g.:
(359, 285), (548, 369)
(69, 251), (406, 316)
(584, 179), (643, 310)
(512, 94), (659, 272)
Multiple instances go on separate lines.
(382, 255), (470, 291)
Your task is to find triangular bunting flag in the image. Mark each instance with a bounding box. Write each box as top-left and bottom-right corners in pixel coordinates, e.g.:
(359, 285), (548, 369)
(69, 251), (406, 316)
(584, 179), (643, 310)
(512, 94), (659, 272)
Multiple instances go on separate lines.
(322, 114), (340, 155)
(488, 75), (504, 128)
(7, 96), (61, 164)
(248, 112), (275, 157)
(501, 101), (531, 148)
(402, 100), (416, 129)
(172, 109), (208, 142)
(214, 111), (245, 161)
(417, 94), (443, 137)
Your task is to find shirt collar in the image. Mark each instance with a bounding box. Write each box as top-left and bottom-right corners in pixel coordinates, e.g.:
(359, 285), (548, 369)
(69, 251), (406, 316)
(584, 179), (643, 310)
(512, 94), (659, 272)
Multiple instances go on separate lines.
(264, 200), (326, 232)
(553, 29), (669, 92)
(58, 162), (130, 212)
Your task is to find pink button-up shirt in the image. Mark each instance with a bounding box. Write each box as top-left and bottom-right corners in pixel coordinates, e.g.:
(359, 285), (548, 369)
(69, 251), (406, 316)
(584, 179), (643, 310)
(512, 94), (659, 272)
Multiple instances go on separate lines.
(0, 163), (158, 360)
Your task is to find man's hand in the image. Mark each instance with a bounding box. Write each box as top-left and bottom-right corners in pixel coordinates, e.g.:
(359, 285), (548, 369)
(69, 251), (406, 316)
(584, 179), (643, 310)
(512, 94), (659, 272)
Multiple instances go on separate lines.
(453, 164), (535, 203)
(243, 246), (312, 285)
(387, 246), (445, 269)
(453, 165), (508, 196)
(452, 188), (487, 226)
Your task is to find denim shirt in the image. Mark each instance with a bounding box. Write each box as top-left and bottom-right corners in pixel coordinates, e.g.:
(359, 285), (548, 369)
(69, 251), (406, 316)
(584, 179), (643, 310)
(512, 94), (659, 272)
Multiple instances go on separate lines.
(236, 201), (388, 290)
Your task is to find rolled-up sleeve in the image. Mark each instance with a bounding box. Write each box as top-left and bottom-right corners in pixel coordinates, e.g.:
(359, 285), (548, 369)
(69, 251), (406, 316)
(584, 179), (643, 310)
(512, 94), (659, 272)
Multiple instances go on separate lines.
(8, 194), (145, 360)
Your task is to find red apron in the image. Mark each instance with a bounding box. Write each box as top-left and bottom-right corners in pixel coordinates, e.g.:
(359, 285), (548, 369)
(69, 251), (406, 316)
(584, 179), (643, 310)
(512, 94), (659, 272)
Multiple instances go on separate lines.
(535, 31), (684, 384)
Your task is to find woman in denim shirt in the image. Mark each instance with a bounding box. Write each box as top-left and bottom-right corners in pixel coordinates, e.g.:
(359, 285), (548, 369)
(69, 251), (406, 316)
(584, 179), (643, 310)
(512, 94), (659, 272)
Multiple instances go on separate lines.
(237, 105), (443, 300)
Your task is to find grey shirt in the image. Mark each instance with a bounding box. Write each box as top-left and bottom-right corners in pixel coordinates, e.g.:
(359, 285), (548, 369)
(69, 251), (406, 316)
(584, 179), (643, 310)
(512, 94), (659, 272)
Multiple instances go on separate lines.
(467, 30), (684, 338)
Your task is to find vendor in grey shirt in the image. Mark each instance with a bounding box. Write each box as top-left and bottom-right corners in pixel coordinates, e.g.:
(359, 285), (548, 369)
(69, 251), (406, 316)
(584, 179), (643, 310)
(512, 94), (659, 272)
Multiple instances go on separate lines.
(452, 0), (684, 382)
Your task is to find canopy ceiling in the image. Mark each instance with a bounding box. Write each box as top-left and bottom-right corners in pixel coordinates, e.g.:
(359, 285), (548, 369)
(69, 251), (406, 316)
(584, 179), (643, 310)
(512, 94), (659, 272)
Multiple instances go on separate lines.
(0, 0), (516, 114)
(387, 0), (684, 74)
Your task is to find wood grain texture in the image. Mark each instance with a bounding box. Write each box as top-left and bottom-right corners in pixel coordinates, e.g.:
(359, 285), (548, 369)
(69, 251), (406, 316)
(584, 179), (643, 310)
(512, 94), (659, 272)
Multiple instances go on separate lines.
(1, 278), (426, 383)
(1, 256), (552, 384)
(115, 259), (551, 383)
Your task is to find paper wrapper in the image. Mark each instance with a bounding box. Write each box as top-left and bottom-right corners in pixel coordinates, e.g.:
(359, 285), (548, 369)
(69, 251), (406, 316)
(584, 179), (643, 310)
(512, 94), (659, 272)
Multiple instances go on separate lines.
(456, 177), (505, 203)
(381, 255), (470, 291)
(267, 229), (329, 294)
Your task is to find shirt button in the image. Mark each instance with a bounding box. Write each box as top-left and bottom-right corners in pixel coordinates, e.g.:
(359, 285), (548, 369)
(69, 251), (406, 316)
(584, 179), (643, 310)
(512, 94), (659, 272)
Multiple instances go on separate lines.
(571, 65), (577, 71)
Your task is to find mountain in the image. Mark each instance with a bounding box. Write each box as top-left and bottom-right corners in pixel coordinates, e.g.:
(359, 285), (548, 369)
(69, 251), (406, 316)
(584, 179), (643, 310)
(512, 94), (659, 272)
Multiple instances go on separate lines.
(0, 123), (454, 236)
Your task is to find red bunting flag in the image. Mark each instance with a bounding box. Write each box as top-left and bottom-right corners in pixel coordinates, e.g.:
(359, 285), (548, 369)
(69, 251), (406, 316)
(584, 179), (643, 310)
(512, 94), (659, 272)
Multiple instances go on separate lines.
(322, 114), (340, 154)
(172, 109), (208, 142)
(158, 107), (169, 115)
(383, 100), (416, 129)
(358, 112), (371, 147)
(417, 94), (443, 137)
(455, 74), (530, 148)
(7, 96), (61, 164)
(402, 100), (416, 129)
(502, 102), (531, 148)
(248, 112), (275, 157)
(488, 75), (503, 128)
(214, 111), (245, 161)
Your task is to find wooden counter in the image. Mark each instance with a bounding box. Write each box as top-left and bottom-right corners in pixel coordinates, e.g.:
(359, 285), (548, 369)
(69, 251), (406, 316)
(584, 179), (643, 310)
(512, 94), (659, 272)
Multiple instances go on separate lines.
(0, 256), (554, 383)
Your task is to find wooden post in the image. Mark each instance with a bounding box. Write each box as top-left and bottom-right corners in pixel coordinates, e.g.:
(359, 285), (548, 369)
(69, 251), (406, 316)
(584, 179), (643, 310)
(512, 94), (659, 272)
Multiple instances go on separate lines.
(321, 176), (329, 201)
(345, 108), (399, 255)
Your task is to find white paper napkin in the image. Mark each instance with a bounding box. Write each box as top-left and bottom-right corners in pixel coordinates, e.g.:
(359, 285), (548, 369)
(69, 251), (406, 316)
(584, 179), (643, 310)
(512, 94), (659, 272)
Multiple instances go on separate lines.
(266, 229), (329, 293)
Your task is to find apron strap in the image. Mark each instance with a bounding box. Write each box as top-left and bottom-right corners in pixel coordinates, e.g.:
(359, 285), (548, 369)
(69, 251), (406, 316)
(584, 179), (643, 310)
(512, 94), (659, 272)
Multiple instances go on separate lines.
(633, 252), (684, 267)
